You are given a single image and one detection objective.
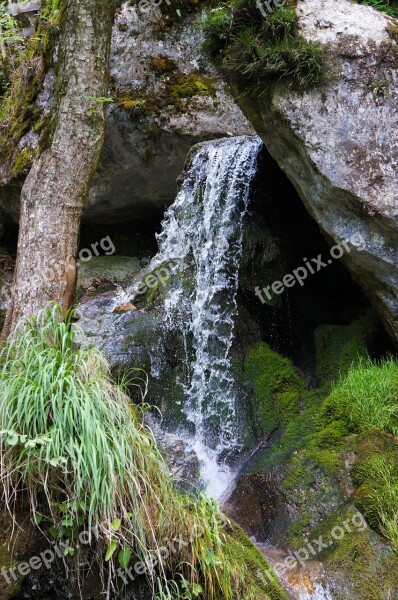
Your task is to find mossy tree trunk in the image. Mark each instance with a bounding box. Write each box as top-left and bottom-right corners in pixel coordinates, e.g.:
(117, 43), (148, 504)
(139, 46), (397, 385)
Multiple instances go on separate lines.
(2, 0), (115, 335)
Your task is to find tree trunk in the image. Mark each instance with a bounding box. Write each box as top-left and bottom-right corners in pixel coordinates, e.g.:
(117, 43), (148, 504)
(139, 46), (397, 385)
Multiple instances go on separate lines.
(3, 0), (115, 335)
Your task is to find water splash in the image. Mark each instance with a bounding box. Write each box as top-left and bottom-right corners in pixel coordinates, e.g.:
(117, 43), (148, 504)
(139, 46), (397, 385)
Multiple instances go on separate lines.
(141, 136), (262, 499)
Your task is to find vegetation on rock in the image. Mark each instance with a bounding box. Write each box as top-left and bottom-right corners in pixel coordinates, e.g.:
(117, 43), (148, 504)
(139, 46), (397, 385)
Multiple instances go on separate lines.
(202, 1), (327, 95)
(0, 305), (286, 600)
(356, 0), (398, 18)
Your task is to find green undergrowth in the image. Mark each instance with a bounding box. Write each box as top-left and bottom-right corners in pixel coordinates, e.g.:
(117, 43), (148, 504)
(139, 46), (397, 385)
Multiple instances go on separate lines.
(245, 313), (398, 555)
(202, 0), (327, 96)
(0, 305), (286, 600)
(355, 0), (398, 18)
(314, 312), (376, 385)
(307, 503), (398, 600)
(294, 356), (398, 552)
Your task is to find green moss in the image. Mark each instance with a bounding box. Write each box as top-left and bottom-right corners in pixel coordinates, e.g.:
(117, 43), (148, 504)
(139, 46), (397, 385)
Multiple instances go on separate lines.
(116, 95), (152, 116)
(0, 2), (62, 175)
(352, 432), (398, 551)
(314, 312), (375, 385)
(245, 341), (306, 436)
(202, 1), (327, 94)
(149, 56), (177, 74)
(10, 147), (35, 178)
(224, 522), (289, 599)
(307, 504), (398, 600)
(168, 72), (217, 107)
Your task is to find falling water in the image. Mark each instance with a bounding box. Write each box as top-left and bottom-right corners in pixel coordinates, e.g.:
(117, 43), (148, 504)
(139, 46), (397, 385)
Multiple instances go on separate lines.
(145, 135), (262, 498)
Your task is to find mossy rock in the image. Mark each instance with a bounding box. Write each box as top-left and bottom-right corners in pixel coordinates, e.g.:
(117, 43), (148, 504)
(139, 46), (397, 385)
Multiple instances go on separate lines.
(168, 72), (217, 109)
(314, 311), (375, 385)
(307, 503), (398, 600)
(244, 341), (306, 437)
(202, 1), (327, 94)
(224, 521), (289, 599)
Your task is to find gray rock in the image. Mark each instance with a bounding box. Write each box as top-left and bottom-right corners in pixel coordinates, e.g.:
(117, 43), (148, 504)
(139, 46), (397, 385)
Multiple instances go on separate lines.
(76, 255), (141, 298)
(227, 0), (398, 343)
(75, 292), (161, 372)
(0, 2), (252, 229)
(83, 2), (252, 226)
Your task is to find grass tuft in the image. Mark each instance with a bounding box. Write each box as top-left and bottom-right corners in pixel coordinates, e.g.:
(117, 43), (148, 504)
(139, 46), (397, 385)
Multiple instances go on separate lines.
(202, 1), (327, 94)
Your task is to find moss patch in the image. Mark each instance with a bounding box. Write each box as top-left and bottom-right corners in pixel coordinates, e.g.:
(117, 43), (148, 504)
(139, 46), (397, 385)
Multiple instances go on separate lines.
(307, 503), (398, 600)
(314, 312), (376, 385)
(0, 2), (62, 176)
(244, 341), (306, 437)
(225, 522), (289, 599)
(168, 72), (217, 108)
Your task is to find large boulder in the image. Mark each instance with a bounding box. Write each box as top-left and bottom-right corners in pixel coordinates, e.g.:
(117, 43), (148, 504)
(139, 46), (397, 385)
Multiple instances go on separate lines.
(224, 0), (398, 343)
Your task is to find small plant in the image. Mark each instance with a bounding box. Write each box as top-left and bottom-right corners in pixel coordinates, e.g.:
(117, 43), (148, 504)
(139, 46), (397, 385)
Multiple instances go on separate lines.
(328, 356), (398, 436)
(202, 1), (327, 94)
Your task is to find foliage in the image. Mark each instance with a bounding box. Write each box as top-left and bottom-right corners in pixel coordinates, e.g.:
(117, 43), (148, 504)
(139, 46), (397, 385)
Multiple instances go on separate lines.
(326, 356), (398, 437)
(314, 312), (375, 385)
(356, 0), (398, 18)
(0, 305), (285, 599)
(202, 1), (327, 95)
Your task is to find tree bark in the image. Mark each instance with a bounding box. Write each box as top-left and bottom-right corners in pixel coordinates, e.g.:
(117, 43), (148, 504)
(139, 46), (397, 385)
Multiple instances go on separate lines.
(3, 0), (115, 335)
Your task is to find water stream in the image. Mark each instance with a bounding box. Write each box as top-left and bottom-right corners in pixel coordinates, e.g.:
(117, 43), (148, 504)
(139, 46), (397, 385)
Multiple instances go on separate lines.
(140, 135), (262, 499)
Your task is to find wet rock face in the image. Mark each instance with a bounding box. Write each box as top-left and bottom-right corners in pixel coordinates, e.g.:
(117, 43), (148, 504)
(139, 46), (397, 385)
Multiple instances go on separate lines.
(83, 2), (252, 227)
(222, 473), (291, 544)
(75, 292), (161, 374)
(227, 0), (398, 344)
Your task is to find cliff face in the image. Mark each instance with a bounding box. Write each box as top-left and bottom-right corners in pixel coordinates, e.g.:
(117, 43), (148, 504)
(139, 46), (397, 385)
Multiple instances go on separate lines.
(222, 0), (398, 343)
(0, 1), (251, 231)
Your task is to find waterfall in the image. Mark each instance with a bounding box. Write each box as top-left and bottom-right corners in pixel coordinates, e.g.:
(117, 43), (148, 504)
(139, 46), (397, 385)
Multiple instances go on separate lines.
(140, 135), (262, 498)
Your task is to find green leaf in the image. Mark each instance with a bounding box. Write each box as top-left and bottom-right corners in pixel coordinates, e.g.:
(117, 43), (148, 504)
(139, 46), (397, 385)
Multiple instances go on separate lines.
(105, 539), (118, 561)
(49, 526), (58, 539)
(117, 546), (132, 570)
(111, 518), (121, 532)
(192, 583), (203, 597)
(34, 512), (43, 525)
(6, 431), (19, 446)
